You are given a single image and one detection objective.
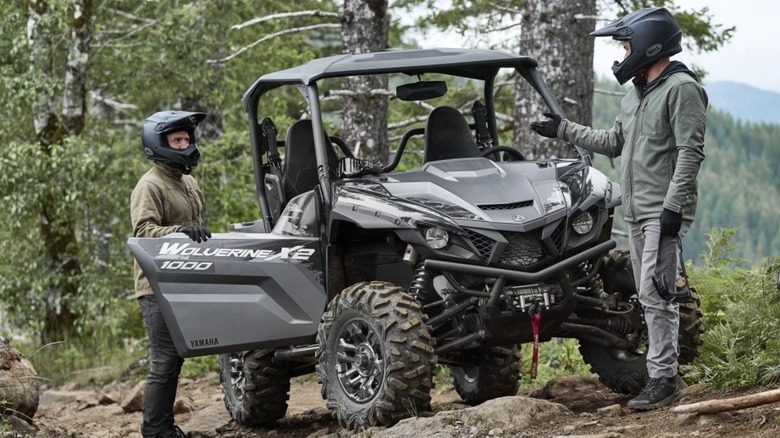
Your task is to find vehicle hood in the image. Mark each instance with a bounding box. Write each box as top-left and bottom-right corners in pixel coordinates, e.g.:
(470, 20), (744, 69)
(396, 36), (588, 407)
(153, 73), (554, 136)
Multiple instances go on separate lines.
(380, 158), (571, 225)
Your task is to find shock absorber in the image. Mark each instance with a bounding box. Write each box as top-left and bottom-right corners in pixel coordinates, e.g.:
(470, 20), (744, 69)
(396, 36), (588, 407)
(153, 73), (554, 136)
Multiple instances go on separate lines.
(409, 263), (436, 304)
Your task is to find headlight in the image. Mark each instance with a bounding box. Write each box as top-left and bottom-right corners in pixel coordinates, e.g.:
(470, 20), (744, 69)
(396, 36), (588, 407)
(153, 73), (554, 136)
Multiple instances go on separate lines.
(571, 212), (594, 235)
(425, 227), (450, 249)
(535, 182), (570, 214)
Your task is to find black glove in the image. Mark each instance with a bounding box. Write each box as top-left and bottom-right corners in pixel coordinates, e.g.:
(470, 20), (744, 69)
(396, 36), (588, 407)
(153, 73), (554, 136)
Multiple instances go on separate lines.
(179, 225), (211, 243)
(530, 112), (562, 138)
(659, 208), (682, 236)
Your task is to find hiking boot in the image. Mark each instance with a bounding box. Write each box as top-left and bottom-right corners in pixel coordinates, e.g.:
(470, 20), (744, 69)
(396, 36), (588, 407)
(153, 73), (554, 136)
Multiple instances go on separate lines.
(158, 425), (186, 438)
(627, 375), (685, 410)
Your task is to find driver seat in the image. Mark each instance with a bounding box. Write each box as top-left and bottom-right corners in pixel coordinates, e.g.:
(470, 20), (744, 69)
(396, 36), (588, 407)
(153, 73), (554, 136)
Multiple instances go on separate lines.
(283, 119), (339, 201)
(424, 106), (481, 163)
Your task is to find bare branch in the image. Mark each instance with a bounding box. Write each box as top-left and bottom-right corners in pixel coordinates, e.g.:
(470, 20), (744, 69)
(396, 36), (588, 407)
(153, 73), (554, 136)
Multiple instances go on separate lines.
(106, 7), (156, 25)
(90, 91), (138, 112)
(489, 21), (523, 33)
(231, 10), (340, 31)
(671, 389), (780, 414)
(488, 2), (522, 15)
(388, 115), (428, 130)
(208, 23), (341, 64)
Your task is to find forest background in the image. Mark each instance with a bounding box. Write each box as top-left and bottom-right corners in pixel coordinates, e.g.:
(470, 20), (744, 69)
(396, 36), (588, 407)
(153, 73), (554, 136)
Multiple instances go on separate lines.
(0, 0), (778, 396)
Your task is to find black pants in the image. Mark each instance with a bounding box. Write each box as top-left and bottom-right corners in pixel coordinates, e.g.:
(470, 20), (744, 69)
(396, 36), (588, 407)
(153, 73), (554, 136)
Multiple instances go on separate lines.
(138, 295), (184, 437)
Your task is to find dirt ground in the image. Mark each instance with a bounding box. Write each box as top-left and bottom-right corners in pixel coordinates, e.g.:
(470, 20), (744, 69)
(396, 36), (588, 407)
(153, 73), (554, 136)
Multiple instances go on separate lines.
(27, 372), (780, 438)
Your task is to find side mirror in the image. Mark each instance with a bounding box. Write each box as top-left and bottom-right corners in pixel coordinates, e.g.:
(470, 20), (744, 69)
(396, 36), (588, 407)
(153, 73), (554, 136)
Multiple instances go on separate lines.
(396, 81), (447, 101)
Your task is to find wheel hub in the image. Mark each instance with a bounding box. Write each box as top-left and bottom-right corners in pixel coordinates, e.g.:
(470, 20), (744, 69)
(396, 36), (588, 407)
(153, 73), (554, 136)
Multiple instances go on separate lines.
(227, 353), (246, 401)
(335, 319), (385, 403)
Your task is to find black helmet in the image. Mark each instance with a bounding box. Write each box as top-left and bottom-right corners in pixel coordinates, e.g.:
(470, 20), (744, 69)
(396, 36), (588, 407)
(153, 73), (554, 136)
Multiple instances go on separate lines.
(591, 7), (682, 85)
(141, 110), (207, 173)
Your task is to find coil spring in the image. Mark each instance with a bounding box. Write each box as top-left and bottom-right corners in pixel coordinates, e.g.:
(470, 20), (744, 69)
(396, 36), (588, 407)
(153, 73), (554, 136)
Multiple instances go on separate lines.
(409, 264), (435, 303)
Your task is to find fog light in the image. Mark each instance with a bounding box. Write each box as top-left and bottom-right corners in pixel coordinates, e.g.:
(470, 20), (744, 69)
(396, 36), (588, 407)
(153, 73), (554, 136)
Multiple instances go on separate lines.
(572, 212), (594, 235)
(425, 227), (450, 249)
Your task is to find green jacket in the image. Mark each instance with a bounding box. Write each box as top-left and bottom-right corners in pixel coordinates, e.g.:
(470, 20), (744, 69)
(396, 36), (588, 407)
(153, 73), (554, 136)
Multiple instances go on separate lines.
(559, 64), (707, 224)
(130, 162), (206, 298)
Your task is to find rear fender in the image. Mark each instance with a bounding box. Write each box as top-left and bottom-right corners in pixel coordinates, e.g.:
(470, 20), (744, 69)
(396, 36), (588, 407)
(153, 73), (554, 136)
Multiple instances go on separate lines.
(128, 233), (326, 357)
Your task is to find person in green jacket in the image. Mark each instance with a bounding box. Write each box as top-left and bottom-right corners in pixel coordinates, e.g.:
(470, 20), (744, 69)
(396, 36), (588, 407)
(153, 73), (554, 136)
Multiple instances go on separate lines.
(131, 110), (211, 437)
(531, 7), (707, 410)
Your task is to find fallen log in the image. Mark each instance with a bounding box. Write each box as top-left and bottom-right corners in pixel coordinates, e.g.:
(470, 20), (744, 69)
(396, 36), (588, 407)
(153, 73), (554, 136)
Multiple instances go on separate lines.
(671, 388), (780, 414)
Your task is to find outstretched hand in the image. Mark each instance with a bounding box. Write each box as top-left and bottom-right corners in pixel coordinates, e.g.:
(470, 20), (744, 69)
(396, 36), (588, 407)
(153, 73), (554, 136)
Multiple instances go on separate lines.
(530, 112), (562, 138)
(179, 225), (212, 243)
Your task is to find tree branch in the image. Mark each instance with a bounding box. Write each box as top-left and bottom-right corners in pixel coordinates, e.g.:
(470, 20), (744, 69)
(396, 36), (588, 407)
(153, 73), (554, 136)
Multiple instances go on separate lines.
(488, 2), (522, 15)
(208, 23), (341, 64)
(231, 10), (340, 31)
(671, 389), (780, 414)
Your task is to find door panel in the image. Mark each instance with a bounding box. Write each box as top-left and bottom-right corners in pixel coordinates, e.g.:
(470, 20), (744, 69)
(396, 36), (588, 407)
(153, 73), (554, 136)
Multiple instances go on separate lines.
(128, 233), (326, 357)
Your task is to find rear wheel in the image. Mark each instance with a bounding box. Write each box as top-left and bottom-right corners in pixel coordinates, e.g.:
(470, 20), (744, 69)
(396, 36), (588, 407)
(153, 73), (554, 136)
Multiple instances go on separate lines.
(578, 251), (704, 394)
(450, 346), (521, 405)
(316, 281), (436, 430)
(218, 349), (290, 426)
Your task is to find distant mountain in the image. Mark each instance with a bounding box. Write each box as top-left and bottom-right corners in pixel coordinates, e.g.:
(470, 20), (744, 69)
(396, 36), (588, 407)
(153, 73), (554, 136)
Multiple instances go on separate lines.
(704, 81), (780, 125)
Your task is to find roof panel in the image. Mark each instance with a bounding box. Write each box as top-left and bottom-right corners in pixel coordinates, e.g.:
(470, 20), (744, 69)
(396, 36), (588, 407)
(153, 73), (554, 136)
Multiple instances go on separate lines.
(244, 48), (538, 102)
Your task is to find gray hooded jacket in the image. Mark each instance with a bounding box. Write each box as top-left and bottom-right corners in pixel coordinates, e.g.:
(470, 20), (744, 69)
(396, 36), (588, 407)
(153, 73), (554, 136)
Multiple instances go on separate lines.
(559, 62), (707, 223)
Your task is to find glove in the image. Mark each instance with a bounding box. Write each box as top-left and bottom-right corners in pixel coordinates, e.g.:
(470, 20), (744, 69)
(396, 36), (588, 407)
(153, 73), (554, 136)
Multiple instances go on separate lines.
(530, 112), (562, 138)
(179, 225), (211, 243)
(659, 208), (682, 236)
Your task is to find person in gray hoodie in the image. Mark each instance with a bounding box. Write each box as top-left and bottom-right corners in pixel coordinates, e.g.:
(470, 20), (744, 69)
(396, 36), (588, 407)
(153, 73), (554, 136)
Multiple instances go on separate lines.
(531, 7), (707, 410)
(131, 110), (211, 437)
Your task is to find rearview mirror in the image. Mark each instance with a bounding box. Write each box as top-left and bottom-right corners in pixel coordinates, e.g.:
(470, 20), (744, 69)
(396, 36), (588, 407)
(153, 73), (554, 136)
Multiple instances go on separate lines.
(396, 81), (447, 101)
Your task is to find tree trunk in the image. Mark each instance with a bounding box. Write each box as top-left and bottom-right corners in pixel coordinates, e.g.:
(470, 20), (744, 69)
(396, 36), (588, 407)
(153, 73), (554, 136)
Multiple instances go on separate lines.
(514, 0), (596, 159)
(340, 0), (389, 163)
(27, 0), (93, 342)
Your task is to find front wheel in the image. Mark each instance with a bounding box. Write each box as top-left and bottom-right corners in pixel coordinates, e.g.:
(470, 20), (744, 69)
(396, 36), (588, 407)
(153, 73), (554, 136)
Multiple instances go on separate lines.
(578, 251), (704, 394)
(316, 281), (436, 430)
(218, 349), (290, 426)
(450, 346), (521, 405)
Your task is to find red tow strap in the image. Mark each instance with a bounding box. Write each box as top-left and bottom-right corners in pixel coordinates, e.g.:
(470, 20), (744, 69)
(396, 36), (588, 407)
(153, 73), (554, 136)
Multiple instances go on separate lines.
(531, 311), (541, 380)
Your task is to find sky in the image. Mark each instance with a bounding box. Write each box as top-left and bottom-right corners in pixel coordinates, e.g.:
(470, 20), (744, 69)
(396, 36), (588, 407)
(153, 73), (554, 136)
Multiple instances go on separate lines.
(595, 0), (778, 93)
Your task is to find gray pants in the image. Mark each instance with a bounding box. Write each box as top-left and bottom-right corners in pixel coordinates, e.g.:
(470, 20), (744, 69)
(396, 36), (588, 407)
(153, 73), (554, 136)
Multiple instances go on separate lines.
(627, 219), (691, 379)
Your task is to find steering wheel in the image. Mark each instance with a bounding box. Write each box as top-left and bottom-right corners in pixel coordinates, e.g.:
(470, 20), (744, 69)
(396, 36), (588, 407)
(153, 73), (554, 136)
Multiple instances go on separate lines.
(480, 146), (525, 161)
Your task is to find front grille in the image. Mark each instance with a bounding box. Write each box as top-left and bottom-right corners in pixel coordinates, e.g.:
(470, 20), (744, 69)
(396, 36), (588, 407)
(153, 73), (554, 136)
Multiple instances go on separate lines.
(465, 229), (495, 261)
(550, 220), (566, 253)
(497, 231), (545, 267)
(478, 200), (534, 211)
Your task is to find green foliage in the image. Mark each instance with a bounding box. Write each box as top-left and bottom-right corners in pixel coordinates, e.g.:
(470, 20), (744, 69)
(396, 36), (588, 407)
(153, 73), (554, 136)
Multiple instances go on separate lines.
(19, 329), (143, 386)
(519, 339), (592, 389)
(682, 229), (780, 388)
(181, 355), (219, 379)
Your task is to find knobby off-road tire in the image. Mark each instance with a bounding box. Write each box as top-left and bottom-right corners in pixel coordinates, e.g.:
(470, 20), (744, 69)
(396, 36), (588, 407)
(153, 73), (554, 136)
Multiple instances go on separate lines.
(316, 281), (436, 430)
(450, 345), (521, 405)
(218, 349), (290, 426)
(578, 250), (704, 395)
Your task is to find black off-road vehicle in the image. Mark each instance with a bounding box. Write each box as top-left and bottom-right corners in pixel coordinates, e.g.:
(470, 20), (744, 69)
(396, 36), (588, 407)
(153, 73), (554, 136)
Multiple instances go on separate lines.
(128, 48), (703, 430)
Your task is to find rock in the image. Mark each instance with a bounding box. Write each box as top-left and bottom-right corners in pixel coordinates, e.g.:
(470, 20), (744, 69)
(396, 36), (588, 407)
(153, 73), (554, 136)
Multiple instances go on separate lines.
(596, 403), (622, 417)
(539, 375), (605, 400)
(120, 380), (146, 413)
(181, 403), (232, 437)
(173, 398), (194, 414)
(0, 337), (40, 422)
(39, 390), (97, 405)
(6, 414), (38, 435)
(362, 396), (572, 438)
